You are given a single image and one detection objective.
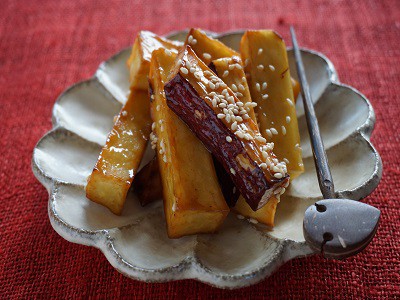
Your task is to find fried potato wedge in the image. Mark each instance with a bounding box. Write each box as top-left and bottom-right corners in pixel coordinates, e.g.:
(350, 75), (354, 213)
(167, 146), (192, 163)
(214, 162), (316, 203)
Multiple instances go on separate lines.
(149, 48), (229, 238)
(86, 89), (152, 214)
(165, 46), (289, 211)
(241, 30), (304, 179)
(127, 31), (183, 90)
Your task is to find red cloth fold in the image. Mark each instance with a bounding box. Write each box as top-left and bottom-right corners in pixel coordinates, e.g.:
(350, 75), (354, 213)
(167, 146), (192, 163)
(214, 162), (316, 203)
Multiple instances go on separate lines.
(1, 0), (399, 298)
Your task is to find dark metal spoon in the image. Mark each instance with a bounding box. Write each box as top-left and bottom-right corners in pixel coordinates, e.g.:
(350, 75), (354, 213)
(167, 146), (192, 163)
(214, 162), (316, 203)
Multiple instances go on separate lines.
(290, 27), (380, 259)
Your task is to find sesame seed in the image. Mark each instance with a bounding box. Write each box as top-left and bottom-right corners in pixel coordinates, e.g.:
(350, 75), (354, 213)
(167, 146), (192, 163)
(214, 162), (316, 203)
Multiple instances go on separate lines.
(262, 82), (267, 90)
(235, 131), (245, 138)
(226, 136), (232, 142)
(180, 67), (188, 74)
(262, 94), (269, 100)
(281, 125), (287, 135)
(274, 173), (283, 179)
(156, 105), (160, 111)
(242, 76), (246, 82)
(258, 48), (263, 55)
(237, 214), (245, 220)
(286, 116), (291, 123)
(231, 121), (238, 131)
(237, 101), (244, 107)
(226, 114), (231, 123)
(191, 38), (197, 45)
(270, 127), (278, 135)
(256, 83), (261, 91)
(231, 84), (238, 92)
(244, 133), (253, 140)
(238, 84), (245, 91)
(249, 218), (259, 224)
(185, 60), (191, 69)
(257, 64), (264, 71)
(190, 67), (196, 73)
(203, 53), (211, 60)
(121, 110), (127, 117)
(217, 113), (225, 119)
(262, 151), (269, 159)
(236, 92), (243, 98)
(286, 98), (293, 106)
(255, 135), (266, 143)
(235, 116), (243, 122)
(150, 94), (155, 100)
(221, 71), (229, 78)
(243, 114), (250, 119)
(269, 65), (275, 71)
(209, 82), (216, 89)
(165, 49), (172, 56)
(228, 64), (235, 70)
(219, 103), (227, 108)
(230, 168), (236, 175)
(260, 163), (268, 169)
(188, 35), (193, 43)
(235, 64), (242, 70)
(163, 155), (167, 163)
(245, 102), (257, 108)
(279, 187), (286, 195)
(265, 129), (272, 138)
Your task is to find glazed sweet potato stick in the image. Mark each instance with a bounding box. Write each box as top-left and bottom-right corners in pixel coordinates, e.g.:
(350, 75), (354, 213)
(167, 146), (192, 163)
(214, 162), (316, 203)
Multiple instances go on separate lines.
(164, 46), (289, 211)
(86, 89), (152, 214)
(241, 30), (304, 179)
(184, 28), (239, 65)
(127, 31), (183, 90)
(149, 48), (229, 238)
(185, 28), (300, 100)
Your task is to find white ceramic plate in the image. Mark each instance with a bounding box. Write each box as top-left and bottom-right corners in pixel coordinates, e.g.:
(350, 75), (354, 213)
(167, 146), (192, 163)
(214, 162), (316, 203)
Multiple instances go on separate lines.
(32, 30), (382, 289)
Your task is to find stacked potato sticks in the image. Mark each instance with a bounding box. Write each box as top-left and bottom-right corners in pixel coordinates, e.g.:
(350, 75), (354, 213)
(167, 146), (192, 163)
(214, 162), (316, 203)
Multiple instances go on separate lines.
(86, 29), (303, 238)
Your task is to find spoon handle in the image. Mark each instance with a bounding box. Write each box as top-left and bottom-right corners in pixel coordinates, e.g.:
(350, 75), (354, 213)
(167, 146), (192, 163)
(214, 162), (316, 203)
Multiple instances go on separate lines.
(290, 27), (335, 199)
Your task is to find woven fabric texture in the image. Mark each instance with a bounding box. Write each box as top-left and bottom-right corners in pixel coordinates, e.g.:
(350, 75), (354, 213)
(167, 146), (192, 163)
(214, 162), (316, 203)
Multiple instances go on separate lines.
(1, 0), (399, 298)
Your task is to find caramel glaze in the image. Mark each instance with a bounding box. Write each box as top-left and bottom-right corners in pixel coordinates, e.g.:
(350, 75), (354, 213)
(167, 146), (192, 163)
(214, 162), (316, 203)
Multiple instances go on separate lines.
(165, 73), (283, 211)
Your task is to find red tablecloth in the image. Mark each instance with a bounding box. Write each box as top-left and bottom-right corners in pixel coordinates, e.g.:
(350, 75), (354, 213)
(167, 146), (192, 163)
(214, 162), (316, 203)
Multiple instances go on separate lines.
(1, 0), (399, 298)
